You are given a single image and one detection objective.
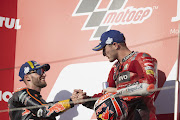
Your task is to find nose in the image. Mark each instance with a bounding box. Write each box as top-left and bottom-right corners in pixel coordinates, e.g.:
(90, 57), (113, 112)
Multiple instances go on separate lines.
(42, 72), (46, 77)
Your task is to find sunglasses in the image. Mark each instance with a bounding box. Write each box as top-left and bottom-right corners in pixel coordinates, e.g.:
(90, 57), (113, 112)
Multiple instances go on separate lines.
(27, 68), (45, 76)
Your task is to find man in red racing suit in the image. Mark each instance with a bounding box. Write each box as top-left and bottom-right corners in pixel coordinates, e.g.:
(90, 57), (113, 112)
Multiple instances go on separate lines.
(72, 30), (158, 120)
(8, 60), (79, 120)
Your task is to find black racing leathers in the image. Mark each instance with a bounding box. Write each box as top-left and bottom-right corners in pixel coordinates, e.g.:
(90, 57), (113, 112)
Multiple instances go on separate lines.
(8, 88), (74, 120)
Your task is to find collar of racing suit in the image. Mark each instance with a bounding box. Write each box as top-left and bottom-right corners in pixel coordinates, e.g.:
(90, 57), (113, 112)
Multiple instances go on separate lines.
(122, 51), (136, 63)
(27, 88), (42, 97)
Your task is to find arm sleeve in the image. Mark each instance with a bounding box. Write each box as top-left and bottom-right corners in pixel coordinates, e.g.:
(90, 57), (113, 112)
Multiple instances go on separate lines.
(18, 89), (74, 118)
(134, 53), (157, 85)
(117, 53), (158, 96)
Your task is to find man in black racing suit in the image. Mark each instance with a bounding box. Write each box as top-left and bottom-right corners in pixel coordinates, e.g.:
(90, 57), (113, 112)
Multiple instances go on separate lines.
(8, 60), (80, 120)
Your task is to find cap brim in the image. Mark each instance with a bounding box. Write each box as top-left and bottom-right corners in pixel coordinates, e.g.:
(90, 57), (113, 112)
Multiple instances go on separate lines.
(35, 64), (50, 71)
(92, 44), (105, 51)
(41, 64), (50, 71)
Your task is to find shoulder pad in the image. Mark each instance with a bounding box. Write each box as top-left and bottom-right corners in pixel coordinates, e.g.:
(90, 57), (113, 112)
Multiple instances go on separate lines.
(15, 87), (27, 92)
(136, 52), (152, 58)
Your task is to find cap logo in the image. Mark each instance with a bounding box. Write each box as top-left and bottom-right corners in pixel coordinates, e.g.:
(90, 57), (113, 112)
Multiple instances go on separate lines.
(24, 67), (30, 74)
(105, 37), (113, 44)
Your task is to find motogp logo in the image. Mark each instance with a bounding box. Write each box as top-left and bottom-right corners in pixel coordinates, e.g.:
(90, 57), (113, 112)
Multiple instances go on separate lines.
(72, 0), (153, 40)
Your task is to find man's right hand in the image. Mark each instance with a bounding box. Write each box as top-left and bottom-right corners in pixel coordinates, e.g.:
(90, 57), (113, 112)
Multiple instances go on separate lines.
(71, 89), (87, 104)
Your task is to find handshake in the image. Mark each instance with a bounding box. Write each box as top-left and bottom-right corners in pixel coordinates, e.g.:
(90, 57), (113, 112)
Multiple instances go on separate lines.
(71, 89), (88, 105)
(70, 87), (117, 105)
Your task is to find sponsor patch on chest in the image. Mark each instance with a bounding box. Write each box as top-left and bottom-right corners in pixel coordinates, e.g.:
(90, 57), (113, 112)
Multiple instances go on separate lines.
(115, 71), (131, 85)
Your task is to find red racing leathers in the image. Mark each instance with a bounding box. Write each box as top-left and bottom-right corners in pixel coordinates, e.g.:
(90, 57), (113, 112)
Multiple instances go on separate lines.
(83, 51), (158, 120)
(8, 88), (74, 120)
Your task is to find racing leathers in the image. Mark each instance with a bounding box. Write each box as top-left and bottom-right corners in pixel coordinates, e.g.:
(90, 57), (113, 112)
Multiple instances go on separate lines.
(83, 51), (158, 120)
(8, 88), (74, 120)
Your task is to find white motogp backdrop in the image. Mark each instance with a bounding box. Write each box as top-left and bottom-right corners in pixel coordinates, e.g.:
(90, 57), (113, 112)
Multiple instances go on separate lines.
(47, 61), (114, 120)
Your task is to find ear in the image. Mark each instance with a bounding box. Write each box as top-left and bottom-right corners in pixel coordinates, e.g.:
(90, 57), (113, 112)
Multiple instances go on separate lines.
(113, 42), (120, 50)
(24, 75), (31, 81)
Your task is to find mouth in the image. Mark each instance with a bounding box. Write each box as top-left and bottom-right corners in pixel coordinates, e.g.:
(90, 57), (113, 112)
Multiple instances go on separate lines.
(40, 77), (45, 81)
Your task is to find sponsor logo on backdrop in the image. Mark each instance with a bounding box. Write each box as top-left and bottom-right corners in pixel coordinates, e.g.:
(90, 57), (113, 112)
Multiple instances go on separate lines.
(171, 0), (180, 22)
(72, 0), (154, 40)
(170, 29), (179, 34)
(171, 0), (180, 34)
(0, 16), (21, 29)
(0, 90), (12, 102)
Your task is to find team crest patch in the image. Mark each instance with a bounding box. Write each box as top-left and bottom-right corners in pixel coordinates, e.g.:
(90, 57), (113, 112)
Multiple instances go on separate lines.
(123, 64), (129, 70)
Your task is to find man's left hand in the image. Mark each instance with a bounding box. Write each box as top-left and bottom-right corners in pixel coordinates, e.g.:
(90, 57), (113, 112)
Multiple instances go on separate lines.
(102, 87), (117, 94)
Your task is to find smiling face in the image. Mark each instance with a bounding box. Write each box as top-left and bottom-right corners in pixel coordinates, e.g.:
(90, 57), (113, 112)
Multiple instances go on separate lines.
(103, 44), (118, 62)
(30, 72), (47, 88)
(24, 69), (47, 91)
